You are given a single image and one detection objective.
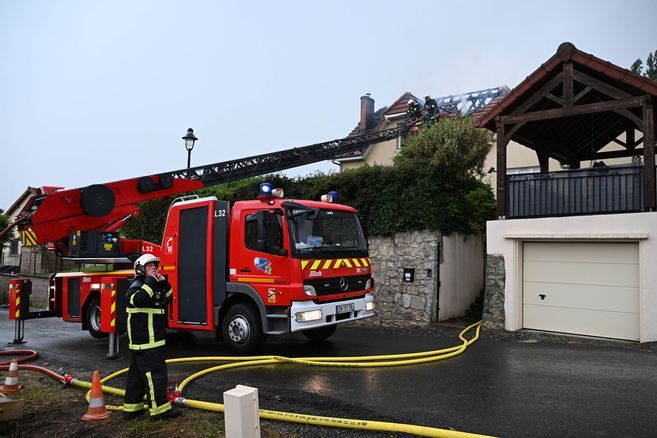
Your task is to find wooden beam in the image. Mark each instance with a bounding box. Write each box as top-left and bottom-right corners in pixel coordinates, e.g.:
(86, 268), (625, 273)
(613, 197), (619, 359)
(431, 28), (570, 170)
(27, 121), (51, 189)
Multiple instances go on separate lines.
(614, 108), (643, 129)
(572, 70), (633, 100)
(573, 85), (593, 103)
(644, 100), (655, 211)
(537, 149), (550, 174)
(545, 93), (564, 106)
(496, 118), (507, 218)
(502, 122), (526, 145)
(509, 73), (563, 116)
(501, 96), (645, 125)
(563, 62), (574, 108)
(627, 129), (636, 151)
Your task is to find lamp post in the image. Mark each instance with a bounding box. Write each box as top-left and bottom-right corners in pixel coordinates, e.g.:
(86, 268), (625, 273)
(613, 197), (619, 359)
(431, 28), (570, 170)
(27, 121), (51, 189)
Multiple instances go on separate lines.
(182, 128), (198, 169)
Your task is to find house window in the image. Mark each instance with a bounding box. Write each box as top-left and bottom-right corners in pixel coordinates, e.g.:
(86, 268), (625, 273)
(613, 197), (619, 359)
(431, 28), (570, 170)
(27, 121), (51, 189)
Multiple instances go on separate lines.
(395, 123), (404, 150)
(9, 240), (18, 255)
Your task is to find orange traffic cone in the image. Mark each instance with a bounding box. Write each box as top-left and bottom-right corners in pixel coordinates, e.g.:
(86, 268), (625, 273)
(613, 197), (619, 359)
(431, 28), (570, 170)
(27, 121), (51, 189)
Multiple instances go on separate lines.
(1, 360), (22, 394)
(82, 370), (110, 421)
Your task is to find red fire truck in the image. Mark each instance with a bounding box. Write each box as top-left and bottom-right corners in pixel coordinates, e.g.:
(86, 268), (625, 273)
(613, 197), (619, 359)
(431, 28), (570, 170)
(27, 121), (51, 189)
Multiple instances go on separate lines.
(3, 125), (405, 355)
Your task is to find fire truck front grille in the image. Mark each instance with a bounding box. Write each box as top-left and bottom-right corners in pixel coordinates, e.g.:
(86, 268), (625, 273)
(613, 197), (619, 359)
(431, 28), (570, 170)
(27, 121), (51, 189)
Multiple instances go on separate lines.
(304, 275), (370, 296)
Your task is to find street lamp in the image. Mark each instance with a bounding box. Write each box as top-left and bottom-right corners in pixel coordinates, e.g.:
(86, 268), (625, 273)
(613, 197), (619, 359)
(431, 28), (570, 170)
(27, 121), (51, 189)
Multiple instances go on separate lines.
(182, 128), (198, 169)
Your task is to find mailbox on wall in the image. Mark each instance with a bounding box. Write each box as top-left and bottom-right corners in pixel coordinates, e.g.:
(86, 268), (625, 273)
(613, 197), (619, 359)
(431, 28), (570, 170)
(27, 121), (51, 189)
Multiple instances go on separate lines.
(403, 268), (415, 283)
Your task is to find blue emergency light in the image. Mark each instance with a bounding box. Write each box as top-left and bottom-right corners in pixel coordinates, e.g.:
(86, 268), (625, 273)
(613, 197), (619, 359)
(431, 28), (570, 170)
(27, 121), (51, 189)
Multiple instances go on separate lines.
(259, 183), (273, 196)
(321, 191), (339, 203)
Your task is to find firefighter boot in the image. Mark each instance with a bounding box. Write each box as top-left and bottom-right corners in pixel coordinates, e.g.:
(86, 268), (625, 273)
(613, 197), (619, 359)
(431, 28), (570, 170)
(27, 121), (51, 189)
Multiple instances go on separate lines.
(152, 406), (181, 420)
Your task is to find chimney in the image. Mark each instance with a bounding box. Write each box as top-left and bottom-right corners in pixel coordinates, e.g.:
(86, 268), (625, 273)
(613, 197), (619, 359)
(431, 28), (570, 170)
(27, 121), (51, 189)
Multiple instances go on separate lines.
(359, 94), (375, 130)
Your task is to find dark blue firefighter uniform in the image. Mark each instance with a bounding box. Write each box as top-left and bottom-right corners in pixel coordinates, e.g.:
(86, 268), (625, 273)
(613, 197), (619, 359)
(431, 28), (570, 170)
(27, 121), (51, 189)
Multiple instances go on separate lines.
(123, 275), (173, 417)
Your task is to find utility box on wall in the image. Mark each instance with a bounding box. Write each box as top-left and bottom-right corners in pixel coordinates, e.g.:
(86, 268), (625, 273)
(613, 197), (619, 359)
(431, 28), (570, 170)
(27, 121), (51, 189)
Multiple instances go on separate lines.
(403, 268), (415, 283)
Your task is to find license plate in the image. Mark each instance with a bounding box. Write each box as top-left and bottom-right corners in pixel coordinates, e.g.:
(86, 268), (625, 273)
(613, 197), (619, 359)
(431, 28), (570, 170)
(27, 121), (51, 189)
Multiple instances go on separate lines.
(336, 303), (354, 314)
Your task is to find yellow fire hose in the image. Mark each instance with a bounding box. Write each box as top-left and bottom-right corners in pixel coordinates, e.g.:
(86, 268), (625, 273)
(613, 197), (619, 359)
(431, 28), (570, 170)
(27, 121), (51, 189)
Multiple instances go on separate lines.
(70, 320), (492, 437)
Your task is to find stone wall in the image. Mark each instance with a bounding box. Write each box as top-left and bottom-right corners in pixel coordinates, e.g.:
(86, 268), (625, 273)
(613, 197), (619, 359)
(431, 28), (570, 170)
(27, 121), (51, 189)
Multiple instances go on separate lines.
(482, 254), (505, 330)
(364, 231), (441, 328)
(0, 274), (49, 308)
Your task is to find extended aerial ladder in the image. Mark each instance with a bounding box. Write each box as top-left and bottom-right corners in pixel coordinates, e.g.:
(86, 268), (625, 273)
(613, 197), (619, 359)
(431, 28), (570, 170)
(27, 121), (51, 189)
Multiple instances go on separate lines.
(2, 84), (511, 252)
(1, 124), (410, 255)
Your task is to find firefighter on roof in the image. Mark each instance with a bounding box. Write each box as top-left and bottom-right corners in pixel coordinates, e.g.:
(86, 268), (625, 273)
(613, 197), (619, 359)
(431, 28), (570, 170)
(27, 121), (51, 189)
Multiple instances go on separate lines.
(123, 253), (179, 420)
(406, 99), (420, 121)
(424, 94), (438, 123)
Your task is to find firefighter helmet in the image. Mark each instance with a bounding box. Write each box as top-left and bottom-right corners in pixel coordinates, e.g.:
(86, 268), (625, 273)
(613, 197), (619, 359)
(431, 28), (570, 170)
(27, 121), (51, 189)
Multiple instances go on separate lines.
(407, 99), (414, 105)
(134, 253), (160, 275)
(425, 94), (431, 99)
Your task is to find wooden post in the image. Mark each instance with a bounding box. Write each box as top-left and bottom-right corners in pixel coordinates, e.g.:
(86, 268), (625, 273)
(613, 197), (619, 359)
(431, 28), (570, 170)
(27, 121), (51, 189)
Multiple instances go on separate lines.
(496, 118), (507, 218)
(563, 63), (574, 108)
(627, 128), (636, 151)
(537, 150), (550, 175)
(644, 99), (655, 211)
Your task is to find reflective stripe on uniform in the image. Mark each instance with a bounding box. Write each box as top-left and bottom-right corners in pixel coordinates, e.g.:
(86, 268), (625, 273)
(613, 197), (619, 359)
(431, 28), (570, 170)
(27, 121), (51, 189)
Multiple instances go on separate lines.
(127, 314), (133, 345)
(149, 401), (172, 416)
(145, 372), (157, 409)
(165, 288), (172, 298)
(123, 402), (144, 412)
(128, 339), (166, 351)
(148, 313), (155, 345)
(126, 308), (164, 314)
(141, 284), (154, 297)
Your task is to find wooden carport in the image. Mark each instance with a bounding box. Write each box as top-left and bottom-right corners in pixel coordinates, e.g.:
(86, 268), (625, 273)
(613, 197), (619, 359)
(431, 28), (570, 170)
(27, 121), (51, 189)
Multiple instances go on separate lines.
(475, 42), (657, 218)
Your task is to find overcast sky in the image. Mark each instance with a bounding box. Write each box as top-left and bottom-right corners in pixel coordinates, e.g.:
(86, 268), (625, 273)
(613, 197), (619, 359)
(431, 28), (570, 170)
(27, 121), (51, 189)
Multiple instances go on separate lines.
(1, 0), (656, 210)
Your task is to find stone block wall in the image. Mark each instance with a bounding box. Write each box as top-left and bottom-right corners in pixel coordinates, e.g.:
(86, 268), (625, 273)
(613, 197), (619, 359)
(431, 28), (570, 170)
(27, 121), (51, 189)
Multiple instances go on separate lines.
(364, 231), (441, 328)
(0, 274), (49, 308)
(482, 254), (505, 330)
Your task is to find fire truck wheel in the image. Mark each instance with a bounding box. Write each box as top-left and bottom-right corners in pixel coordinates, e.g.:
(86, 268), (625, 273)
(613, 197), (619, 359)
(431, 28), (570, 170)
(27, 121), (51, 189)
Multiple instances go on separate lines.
(86, 298), (108, 339)
(302, 324), (337, 341)
(222, 304), (264, 354)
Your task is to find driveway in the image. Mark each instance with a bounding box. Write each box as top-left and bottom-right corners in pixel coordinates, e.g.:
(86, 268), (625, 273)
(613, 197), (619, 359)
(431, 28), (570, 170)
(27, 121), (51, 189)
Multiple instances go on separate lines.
(1, 308), (656, 437)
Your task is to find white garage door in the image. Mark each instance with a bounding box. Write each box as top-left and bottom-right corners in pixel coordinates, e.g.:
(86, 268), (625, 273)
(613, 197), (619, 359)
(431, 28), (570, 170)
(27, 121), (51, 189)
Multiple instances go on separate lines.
(523, 242), (639, 341)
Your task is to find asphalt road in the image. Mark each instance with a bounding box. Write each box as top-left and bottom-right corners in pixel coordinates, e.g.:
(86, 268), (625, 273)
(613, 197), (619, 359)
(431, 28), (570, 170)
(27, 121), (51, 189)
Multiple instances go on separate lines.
(2, 308), (656, 437)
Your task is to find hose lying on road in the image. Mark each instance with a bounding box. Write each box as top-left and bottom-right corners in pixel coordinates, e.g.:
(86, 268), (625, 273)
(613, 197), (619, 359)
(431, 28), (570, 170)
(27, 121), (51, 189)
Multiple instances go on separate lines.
(2, 320), (490, 438)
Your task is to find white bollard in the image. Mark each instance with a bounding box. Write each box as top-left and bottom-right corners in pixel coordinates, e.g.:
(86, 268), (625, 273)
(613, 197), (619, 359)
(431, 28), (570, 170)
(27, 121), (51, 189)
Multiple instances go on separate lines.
(223, 385), (261, 438)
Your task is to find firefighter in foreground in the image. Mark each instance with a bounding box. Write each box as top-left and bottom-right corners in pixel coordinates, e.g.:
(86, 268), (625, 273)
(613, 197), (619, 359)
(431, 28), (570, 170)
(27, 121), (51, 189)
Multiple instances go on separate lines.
(123, 253), (179, 420)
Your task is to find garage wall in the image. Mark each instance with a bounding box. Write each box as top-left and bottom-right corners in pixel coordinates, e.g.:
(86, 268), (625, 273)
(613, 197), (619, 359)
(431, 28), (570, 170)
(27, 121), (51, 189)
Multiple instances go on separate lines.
(486, 212), (657, 343)
(439, 234), (485, 321)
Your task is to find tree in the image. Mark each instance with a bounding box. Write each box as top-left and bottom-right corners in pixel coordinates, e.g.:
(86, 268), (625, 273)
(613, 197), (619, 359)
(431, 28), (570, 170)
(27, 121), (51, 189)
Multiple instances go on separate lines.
(394, 116), (493, 183)
(631, 50), (657, 81)
(0, 211), (11, 250)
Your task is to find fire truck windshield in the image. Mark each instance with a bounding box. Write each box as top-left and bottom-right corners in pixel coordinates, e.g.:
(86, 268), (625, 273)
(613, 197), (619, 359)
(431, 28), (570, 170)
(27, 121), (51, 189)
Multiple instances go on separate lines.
(287, 209), (368, 259)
